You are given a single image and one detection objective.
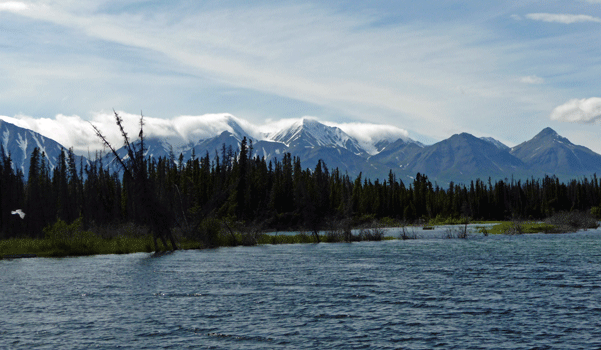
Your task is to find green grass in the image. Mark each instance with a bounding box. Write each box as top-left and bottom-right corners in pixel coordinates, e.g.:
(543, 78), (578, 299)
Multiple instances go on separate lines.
(476, 211), (600, 235)
(428, 215), (472, 226)
(0, 219), (159, 258)
(470, 220), (504, 225)
(257, 233), (318, 245)
(0, 236), (155, 258)
(95, 236), (154, 255)
(476, 221), (558, 235)
(6, 211), (596, 259)
(1, 230), (399, 258)
(0, 238), (55, 257)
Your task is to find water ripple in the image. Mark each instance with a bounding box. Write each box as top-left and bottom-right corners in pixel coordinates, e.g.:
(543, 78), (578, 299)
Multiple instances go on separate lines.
(3, 232), (601, 348)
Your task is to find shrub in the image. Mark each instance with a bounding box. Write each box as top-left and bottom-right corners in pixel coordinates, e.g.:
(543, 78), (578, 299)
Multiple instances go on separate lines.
(591, 206), (601, 220)
(196, 217), (222, 248)
(379, 217), (398, 227)
(90, 222), (148, 239)
(354, 214), (376, 227)
(443, 225), (469, 239)
(43, 217), (100, 255)
(399, 223), (418, 240)
(323, 218), (350, 242)
(358, 222), (385, 241)
(506, 221), (524, 235)
(545, 211), (600, 232)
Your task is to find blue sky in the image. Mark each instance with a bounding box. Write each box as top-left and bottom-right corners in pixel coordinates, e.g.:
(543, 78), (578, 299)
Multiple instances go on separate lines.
(1, 0), (601, 153)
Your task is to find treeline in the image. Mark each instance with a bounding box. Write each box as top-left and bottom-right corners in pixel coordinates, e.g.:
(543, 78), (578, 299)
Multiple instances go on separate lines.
(1, 138), (601, 239)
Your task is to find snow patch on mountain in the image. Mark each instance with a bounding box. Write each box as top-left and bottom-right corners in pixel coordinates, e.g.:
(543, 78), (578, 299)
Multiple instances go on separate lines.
(2, 129), (9, 155)
(0, 119), (71, 177)
(480, 137), (509, 150)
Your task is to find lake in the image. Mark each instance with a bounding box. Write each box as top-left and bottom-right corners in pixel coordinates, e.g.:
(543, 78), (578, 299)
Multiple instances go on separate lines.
(2, 228), (601, 349)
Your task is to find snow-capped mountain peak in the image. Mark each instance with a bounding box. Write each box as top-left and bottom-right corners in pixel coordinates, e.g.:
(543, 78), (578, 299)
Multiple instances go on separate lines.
(268, 118), (365, 154)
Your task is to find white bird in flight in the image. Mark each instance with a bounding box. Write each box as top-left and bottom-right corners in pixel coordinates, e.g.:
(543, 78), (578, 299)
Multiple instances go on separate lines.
(11, 209), (25, 219)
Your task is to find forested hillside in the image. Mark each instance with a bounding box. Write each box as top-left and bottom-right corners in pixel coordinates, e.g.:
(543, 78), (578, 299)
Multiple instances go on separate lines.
(1, 137), (600, 239)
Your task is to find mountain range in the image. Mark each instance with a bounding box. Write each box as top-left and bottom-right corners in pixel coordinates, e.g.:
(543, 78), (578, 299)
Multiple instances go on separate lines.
(2, 115), (601, 185)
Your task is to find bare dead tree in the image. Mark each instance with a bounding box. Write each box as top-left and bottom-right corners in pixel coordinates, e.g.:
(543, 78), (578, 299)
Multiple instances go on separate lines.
(91, 110), (178, 251)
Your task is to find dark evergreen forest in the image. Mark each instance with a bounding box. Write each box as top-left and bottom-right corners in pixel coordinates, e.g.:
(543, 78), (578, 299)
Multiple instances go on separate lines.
(1, 136), (600, 240)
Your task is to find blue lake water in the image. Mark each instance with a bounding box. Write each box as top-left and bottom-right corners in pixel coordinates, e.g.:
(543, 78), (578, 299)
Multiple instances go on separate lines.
(3, 229), (601, 349)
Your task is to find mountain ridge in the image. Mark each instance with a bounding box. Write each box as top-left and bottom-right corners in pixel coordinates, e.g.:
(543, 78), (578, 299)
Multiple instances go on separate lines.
(1, 116), (600, 184)
(0, 119), (87, 178)
(510, 127), (601, 176)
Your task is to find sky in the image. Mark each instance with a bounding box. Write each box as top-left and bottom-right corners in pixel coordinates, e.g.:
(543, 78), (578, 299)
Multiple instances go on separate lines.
(1, 0), (601, 155)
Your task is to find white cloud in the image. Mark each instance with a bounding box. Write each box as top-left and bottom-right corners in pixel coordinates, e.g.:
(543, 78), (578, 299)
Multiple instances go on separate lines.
(0, 113), (106, 155)
(261, 118), (304, 135)
(324, 121), (410, 154)
(550, 97), (601, 123)
(89, 112), (265, 152)
(0, 112), (413, 156)
(520, 75), (544, 84)
(525, 13), (601, 24)
(0, 112), (262, 155)
(0, 1), (29, 12)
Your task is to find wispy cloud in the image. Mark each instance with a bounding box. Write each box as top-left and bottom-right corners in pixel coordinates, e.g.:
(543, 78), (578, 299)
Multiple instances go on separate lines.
(525, 13), (601, 24)
(550, 98), (601, 123)
(0, 1), (29, 12)
(520, 75), (544, 84)
(2, 1), (601, 152)
(1, 1), (550, 140)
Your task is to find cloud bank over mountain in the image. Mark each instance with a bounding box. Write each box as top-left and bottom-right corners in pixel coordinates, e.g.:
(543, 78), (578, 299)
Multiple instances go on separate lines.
(0, 112), (411, 156)
(4, 115), (600, 185)
(323, 122), (411, 155)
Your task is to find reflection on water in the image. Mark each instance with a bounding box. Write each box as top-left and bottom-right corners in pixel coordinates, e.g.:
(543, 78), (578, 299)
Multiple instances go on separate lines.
(2, 229), (601, 349)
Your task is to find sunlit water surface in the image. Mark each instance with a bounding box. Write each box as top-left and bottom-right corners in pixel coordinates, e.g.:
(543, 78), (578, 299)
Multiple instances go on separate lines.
(3, 229), (601, 349)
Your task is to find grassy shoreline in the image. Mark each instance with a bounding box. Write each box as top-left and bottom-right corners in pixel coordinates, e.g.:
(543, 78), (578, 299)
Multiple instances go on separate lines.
(0, 224), (595, 260)
(0, 233), (393, 259)
(2, 211), (599, 259)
